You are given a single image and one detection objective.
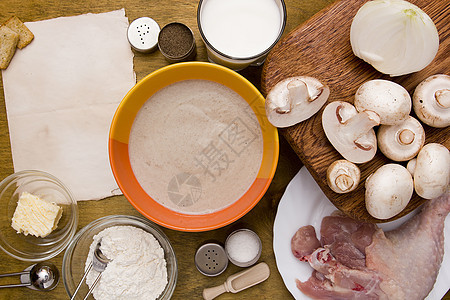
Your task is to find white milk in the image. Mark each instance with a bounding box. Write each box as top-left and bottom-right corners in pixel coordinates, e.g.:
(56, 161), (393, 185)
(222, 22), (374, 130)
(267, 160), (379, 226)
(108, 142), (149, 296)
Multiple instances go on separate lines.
(200, 0), (282, 58)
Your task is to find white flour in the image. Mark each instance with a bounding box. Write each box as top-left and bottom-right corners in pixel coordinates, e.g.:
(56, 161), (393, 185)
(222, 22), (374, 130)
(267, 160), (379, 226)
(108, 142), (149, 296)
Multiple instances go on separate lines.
(85, 225), (168, 300)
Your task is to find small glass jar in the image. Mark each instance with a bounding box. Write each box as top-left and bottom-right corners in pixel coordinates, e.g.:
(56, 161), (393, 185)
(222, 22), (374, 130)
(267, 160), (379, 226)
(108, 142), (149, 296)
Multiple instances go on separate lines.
(197, 0), (287, 70)
(225, 229), (262, 267)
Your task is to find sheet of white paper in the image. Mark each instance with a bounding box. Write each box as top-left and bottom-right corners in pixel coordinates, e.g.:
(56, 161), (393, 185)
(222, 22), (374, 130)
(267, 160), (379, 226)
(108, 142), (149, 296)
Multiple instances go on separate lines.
(2, 9), (136, 201)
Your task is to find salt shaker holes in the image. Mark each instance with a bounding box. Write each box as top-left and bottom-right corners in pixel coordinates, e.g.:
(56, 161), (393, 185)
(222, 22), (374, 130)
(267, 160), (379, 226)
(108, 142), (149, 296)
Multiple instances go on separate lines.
(205, 249), (219, 270)
(195, 243), (228, 276)
(127, 17), (160, 53)
(137, 24), (152, 44)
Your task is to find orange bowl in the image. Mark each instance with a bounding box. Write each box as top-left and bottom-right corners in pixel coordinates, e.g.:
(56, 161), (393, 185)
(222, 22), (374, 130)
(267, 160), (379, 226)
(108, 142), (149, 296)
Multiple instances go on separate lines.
(109, 62), (279, 231)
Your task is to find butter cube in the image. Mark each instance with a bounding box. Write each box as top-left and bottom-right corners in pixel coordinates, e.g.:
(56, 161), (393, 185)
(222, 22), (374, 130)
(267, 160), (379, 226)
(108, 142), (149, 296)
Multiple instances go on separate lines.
(11, 192), (63, 238)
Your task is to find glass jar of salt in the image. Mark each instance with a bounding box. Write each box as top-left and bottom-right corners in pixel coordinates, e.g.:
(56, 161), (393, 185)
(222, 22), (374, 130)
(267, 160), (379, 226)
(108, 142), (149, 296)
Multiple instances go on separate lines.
(225, 229), (262, 267)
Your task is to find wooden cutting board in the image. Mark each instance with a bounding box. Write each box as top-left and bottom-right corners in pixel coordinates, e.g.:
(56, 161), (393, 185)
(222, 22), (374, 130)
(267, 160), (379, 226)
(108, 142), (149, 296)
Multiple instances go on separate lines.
(262, 0), (449, 222)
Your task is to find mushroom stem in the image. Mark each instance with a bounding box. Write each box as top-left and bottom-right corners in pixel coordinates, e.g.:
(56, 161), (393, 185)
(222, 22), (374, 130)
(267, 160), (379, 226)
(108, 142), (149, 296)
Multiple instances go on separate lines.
(305, 83), (323, 102)
(377, 116), (425, 162)
(288, 79), (324, 103)
(327, 159), (360, 193)
(337, 106), (380, 145)
(322, 101), (378, 163)
(335, 174), (355, 192)
(435, 88), (450, 108)
(413, 74), (450, 128)
(397, 129), (415, 145)
(266, 76), (330, 128)
(275, 79), (325, 114)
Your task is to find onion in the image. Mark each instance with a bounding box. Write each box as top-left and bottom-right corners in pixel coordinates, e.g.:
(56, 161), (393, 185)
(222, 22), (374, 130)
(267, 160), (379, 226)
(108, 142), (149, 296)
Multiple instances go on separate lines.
(350, 0), (439, 77)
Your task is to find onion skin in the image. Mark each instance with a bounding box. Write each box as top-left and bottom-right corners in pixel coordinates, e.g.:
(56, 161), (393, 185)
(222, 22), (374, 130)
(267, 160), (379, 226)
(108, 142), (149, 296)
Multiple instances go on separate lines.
(350, 0), (439, 77)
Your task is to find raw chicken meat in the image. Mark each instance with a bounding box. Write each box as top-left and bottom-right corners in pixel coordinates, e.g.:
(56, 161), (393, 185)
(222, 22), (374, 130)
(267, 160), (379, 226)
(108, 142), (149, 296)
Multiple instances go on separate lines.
(291, 225), (321, 261)
(320, 215), (377, 270)
(366, 191), (450, 299)
(293, 213), (387, 299)
(292, 191), (449, 299)
(297, 247), (387, 299)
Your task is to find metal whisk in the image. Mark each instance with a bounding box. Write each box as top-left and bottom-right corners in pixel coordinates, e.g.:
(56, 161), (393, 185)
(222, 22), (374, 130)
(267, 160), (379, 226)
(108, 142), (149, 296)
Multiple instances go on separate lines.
(71, 241), (111, 300)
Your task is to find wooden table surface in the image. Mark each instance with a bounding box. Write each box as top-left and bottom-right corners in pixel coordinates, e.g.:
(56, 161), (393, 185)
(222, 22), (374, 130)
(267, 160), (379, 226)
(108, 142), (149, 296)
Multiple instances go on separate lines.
(0, 0), (448, 299)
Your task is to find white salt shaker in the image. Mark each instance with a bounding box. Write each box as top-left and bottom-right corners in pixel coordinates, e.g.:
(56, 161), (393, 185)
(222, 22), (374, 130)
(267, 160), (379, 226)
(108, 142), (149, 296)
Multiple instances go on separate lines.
(225, 229), (262, 267)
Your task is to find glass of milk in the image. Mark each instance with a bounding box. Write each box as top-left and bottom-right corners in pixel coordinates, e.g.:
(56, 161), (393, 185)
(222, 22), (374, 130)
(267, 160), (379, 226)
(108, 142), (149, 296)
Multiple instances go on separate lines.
(197, 0), (287, 70)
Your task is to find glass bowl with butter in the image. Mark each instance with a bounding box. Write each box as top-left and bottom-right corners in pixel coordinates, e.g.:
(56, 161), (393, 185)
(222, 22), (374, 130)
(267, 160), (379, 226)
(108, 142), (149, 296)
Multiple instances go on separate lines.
(0, 170), (78, 261)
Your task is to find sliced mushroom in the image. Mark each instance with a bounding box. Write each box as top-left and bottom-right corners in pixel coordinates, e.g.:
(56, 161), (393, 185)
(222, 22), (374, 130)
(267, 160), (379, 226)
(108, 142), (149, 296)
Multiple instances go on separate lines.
(322, 101), (380, 164)
(265, 76), (330, 128)
(365, 163), (414, 220)
(412, 143), (449, 199)
(377, 116), (425, 161)
(327, 159), (361, 193)
(354, 79), (411, 125)
(413, 74), (450, 128)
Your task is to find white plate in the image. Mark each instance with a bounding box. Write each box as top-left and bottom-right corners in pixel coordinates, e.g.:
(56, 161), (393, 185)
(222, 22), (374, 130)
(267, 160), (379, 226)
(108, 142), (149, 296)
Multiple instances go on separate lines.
(273, 167), (450, 300)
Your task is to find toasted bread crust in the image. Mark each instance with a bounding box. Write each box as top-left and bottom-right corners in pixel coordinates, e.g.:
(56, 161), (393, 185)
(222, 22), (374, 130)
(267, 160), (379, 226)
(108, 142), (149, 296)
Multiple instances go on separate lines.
(3, 16), (34, 49)
(0, 25), (19, 69)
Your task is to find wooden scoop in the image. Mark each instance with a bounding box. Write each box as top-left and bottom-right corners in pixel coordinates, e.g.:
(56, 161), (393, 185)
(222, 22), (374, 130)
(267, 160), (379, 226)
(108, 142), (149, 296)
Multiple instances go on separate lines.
(202, 262), (270, 300)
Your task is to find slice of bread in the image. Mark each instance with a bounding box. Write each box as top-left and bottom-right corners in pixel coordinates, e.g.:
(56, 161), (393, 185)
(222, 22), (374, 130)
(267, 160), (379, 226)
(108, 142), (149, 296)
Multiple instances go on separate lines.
(3, 16), (34, 49)
(0, 25), (19, 69)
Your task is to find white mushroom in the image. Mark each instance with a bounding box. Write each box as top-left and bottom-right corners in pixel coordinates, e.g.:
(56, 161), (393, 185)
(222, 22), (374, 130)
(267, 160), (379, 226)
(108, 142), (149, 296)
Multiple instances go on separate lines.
(406, 158), (416, 176)
(327, 159), (361, 193)
(411, 143), (449, 199)
(322, 101), (380, 164)
(265, 76), (330, 128)
(354, 79), (411, 125)
(365, 163), (414, 220)
(377, 116), (425, 161)
(412, 74), (450, 128)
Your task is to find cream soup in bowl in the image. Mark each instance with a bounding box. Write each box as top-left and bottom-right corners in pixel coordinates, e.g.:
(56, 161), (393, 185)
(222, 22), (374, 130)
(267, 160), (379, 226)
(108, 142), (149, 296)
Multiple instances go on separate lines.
(128, 79), (263, 214)
(109, 62), (278, 231)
